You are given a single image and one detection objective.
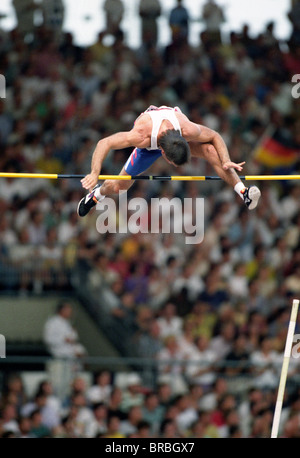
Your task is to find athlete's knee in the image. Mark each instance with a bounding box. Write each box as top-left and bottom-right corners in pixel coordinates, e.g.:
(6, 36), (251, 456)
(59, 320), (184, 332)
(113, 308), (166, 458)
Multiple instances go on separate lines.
(116, 181), (129, 193)
(104, 179), (129, 194)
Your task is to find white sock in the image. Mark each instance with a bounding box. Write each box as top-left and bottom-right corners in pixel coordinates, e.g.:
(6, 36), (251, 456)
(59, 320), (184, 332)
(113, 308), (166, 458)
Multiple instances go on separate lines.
(94, 186), (105, 201)
(234, 182), (247, 199)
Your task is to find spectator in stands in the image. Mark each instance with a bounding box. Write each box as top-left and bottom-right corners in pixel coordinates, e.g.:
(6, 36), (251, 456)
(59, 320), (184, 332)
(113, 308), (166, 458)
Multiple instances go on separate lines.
(174, 394), (198, 436)
(224, 333), (251, 377)
(157, 302), (183, 339)
(201, 0), (226, 44)
(138, 0), (161, 46)
(120, 373), (145, 413)
(29, 409), (52, 438)
(85, 402), (108, 438)
(43, 301), (87, 359)
(135, 420), (152, 438)
(36, 380), (61, 420)
(58, 414), (77, 438)
(39, 227), (65, 291)
(209, 321), (236, 361)
(86, 370), (112, 406)
(68, 391), (94, 437)
(41, 0), (65, 42)
(141, 392), (164, 435)
(107, 387), (126, 420)
(177, 319), (197, 360)
(169, 0), (190, 44)
(1, 403), (19, 435)
(288, 0), (300, 47)
(120, 405), (143, 436)
(12, 0), (37, 38)
(250, 336), (280, 389)
(27, 210), (47, 246)
(157, 335), (187, 394)
(104, 414), (125, 438)
(147, 265), (170, 310)
(199, 377), (229, 412)
(157, 382), (173, 412)
(103, 0), (124, 36)
(160, 418), (181, 438)
(3, 374), (27, 414)
(18, 416), (34, 438)
(135, 318), (163, 360)
(185, 335), (218, 389)
(21, 391), (60, 431)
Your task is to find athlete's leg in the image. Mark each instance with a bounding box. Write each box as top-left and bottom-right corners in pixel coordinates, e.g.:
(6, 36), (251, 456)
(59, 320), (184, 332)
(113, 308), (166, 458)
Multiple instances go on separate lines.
(190, 142), (261, 210)
(78, 148), (161, 217)
(96, 166), (135, 196)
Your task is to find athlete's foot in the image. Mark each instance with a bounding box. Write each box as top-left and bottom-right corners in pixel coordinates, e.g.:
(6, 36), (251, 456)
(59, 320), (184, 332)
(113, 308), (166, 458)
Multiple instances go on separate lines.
(241, 186), (261, 210)
(77, 184), (101, 217)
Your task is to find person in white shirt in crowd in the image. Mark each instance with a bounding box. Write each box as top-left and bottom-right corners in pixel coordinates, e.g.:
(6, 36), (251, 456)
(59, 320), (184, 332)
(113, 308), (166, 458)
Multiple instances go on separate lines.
(185, 335), (217, 389)
(86, 370), (112, 405)
(157, 302), (183, 340)
(69, 392), (94, 437)
(177, 319), (197, 360)
(174, 393), (198, 436)
(229, 262), (249, 299)
(281, 185), (300, 221)
(120, 373), (145, 413)
(43, 301), (86, 359)
(201, 0), (226, 44)
(85, 402), (108, 438)
(209, 321), (236, 361)
(250, 336), (280, 390)
(1, 403), (20, 435)
(41, 0), (65, 42)
(0, 175), (28, 204)
(57, 211), (80, 245)
(21, 391), (60, 431)
(157, 335), (187, 394)
(120, 405), (143, 436)
(172, 263), (204, 302)
(36, 380), (62, 420)
(27, 210), (46, 246)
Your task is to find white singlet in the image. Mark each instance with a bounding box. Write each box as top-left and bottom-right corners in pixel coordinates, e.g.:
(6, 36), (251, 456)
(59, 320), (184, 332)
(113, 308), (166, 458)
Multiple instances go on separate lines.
(145, 106), (182, 150)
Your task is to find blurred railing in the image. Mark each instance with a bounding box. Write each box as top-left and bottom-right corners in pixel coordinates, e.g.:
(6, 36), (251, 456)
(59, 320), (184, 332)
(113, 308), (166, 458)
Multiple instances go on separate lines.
(1, 355), (299, 401)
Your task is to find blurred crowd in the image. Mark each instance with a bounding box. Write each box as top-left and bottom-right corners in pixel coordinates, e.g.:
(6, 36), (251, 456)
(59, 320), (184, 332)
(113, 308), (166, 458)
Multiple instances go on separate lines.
(0, 369), (300, 439)
(1, 369), (300, 438)
(0, 0), (300, 439)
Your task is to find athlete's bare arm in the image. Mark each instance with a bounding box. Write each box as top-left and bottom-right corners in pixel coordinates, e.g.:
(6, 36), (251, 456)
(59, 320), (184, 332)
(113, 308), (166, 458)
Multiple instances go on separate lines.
(181, 116), (245, 172)
(81, 123), (150, 190)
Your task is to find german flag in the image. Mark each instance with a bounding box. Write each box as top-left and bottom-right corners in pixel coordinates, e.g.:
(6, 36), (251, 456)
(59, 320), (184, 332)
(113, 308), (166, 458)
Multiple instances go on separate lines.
(253, 128), (299, 169)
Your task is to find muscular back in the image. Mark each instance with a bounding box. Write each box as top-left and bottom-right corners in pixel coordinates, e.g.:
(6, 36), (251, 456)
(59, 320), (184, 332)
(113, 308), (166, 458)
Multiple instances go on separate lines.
(132, 109), (201, 148)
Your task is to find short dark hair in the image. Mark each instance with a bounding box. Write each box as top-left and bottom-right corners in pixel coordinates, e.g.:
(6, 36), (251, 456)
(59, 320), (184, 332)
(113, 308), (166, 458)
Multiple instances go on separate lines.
(159, 129), (190, 166)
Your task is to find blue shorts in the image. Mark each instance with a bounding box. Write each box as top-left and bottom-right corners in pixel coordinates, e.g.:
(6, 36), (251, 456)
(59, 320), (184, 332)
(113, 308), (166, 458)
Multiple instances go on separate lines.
(124, 148), (162, 175)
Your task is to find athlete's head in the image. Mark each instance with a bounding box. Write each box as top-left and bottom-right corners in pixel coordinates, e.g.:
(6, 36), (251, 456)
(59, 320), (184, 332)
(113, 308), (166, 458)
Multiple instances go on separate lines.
(159, 129), (191, 166)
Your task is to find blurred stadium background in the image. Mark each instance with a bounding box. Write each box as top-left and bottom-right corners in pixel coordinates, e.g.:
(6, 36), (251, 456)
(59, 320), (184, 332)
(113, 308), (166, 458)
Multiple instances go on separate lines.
(0, 0), (300, 439)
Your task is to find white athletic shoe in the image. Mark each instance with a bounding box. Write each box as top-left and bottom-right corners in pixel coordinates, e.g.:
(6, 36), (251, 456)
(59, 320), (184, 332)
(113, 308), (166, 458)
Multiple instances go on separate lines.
(242, 186), (261, 210)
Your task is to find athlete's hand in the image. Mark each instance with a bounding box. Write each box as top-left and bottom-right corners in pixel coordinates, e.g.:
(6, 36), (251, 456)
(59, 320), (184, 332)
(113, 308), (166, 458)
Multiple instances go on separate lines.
(81, 172), (99, 190)
(223, 161), (245, 172)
